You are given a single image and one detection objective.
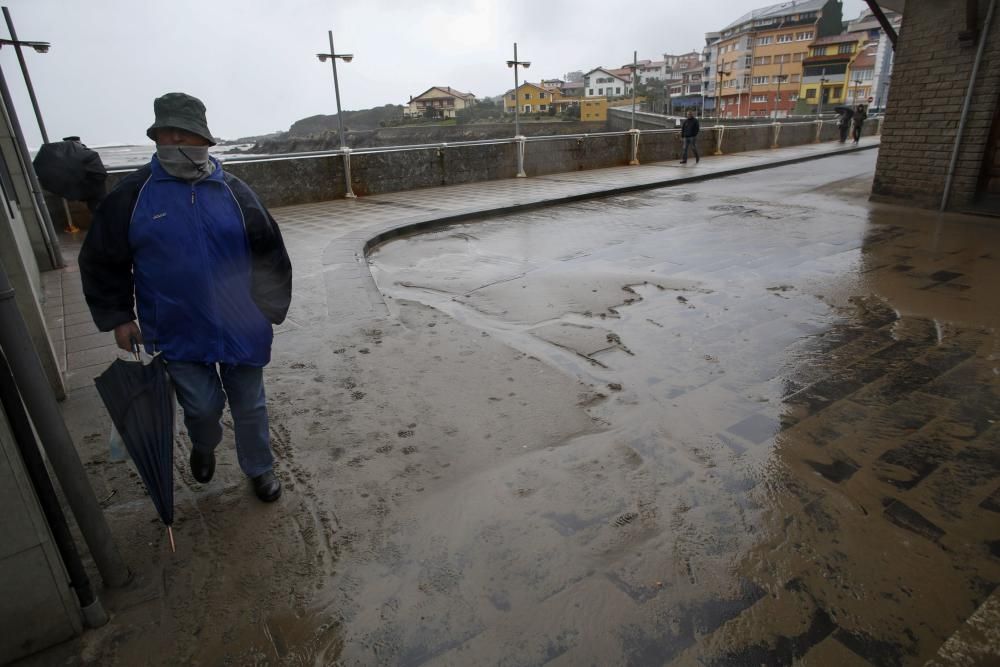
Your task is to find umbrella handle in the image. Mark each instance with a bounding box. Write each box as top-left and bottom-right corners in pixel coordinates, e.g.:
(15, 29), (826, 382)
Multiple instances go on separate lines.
(129, 336), (141, 362)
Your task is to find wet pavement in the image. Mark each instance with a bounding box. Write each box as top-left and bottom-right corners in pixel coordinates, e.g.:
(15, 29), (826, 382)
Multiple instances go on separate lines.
(29, 143), (1000, 666)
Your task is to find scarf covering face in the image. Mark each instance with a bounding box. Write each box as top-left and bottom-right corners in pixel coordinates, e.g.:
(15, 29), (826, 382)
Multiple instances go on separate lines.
(156, 145), (212, 181)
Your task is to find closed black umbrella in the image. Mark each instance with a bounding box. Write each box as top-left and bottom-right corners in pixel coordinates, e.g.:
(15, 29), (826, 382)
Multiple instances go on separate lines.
(94, 345), (177, 551)
(32, 139), (107, 203)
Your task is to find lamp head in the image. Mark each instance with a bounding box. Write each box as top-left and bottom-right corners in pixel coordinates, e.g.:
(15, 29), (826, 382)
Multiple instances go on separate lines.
(317, 53), (329, 62)
(522, 62), (531, 69)
(506, 61), (515, 68)
(342, 54), (354, 63)
(31, 43), (50, 54)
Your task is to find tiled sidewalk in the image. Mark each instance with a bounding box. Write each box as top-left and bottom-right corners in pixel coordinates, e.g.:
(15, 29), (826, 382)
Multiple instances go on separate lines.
(43, 137), (878, 393)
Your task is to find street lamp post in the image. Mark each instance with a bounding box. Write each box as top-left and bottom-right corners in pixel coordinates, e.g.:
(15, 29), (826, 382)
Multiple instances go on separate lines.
(506, 42), (531, 177)
(316, 30), (356, 198)
(716, 64), (730, 119)
(816, 69), (829, 116)
(853, 78), (863, 105)
(770, 61), (786, 119)
(0, 10), (65, 261)
(625, 50), (639, 130)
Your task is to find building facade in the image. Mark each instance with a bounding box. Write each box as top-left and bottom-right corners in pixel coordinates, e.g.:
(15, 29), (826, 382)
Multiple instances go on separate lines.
(583, 67), (633, 98)
(795, 32), (864, 113)
(405, 87), (476, 119)
(504, 82), (575, 114)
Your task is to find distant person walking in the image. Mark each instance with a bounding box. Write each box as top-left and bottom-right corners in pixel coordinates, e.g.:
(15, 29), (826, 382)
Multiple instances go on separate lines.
(79, 92), (293, 503)
(852, 104), (867, 144)
(680, 110), (700, 164)
(834, 106), (852, 143)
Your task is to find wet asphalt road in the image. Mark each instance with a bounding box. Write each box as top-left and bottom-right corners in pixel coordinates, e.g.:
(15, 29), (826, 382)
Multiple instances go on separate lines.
(365, 150), (1000, 666)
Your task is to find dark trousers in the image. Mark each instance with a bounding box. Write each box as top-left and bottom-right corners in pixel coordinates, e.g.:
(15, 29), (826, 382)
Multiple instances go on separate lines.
(166, 361), (274, 477)
(838, 123), (850, 143)
(682, 136), (699, 161)
(852, 124), (863, 142)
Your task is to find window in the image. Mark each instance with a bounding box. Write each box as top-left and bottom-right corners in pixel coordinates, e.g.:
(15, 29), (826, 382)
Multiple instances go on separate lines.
(838, 43), (855, 54)
(588, 88), (594, 95)
(796, 31), (814, 41)
(756, 36), (772, 46)
(753, 56), (772, 66)
(832, 87), (843, 98)
(777, 34), (793, 43)
(853, 68), (874, 80)
(752, 76), (769, 85)
(788, 93), (799, 101)
(523, 104), (531, 113)
(752, 95), (768, 102)
(806, 88), (817, 99)
(539, 91), (546, 98)
(616, 87), (621, 94)
(539, 104), (547, 111)
(789, 74), (801, 83)
(524, 92), (531, 99)
(793, 52), (806, 62)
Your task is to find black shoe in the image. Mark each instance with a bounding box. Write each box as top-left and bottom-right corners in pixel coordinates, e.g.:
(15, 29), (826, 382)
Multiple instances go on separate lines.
(695, 157), (700, 163)
(251, 470), (282, 503)
(190, 449), (215, 483)
(679, 160), (687, 164)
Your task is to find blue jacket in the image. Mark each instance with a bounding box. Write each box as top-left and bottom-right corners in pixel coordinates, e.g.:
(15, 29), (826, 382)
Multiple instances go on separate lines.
(80, 156), (292, 367)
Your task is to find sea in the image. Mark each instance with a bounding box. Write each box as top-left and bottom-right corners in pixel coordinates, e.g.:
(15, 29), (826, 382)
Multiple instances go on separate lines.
(87, 143), (264, 170)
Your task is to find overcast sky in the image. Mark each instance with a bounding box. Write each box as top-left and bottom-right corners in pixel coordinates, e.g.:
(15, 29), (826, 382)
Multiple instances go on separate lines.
(1, 0), (869, 148)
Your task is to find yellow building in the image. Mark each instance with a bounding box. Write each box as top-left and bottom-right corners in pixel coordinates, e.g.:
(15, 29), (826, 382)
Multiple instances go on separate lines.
(747, 23), (814, 117)
(580, 98), (607, 121)
(504, 82), (577, 115)
(796, 33), (865, 113)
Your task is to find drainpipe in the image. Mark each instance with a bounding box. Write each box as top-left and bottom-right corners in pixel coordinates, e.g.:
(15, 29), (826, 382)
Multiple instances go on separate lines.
(941, 0), (996, 211)
(0, 353), (108, 628)
(0, 259), (130, 588)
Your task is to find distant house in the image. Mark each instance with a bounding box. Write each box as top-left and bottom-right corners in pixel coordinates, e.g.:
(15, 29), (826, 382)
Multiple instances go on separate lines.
(405, 86), (476, 119)
(561, 80), (584, 97)
(580, 98), (608, 121)
(540, 78), (565, 90)
(504, 82), (577, 115)
(582, 67), (634, 98)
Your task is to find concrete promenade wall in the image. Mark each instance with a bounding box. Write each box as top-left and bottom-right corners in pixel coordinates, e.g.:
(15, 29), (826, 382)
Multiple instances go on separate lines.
(91, 121), (877, 214)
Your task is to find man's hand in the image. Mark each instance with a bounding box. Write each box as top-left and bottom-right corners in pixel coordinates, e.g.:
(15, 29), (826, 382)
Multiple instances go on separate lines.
(113, 321), (142, 352)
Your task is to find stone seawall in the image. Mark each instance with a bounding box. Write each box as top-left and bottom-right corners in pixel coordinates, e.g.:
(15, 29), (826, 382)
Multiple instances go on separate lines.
(61, 121), (877, 226)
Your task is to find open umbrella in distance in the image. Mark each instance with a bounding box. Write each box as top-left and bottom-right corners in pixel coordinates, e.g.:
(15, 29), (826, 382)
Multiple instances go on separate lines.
(94, 341), (177, 551)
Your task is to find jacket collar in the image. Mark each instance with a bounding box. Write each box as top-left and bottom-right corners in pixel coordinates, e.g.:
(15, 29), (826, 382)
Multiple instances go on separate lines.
(149, 154), (223, 183)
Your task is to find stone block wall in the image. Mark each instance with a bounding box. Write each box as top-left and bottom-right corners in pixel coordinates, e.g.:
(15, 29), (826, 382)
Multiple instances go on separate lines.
(872, 0), (1000, 209)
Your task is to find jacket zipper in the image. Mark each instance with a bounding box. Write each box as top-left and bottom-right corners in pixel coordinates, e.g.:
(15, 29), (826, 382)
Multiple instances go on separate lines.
(191, 184), (226, 361)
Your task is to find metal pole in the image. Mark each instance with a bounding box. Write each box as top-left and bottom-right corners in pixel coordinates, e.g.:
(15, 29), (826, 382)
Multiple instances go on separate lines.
(630, 50), (637, 130)
(328, 30), (355, 198)
(3, 7), (47, 144)
(942, 0), (996, 210)
(0, 62), (62, 268)
(0, 259), (130, 588)
(817, 69), (827, 117)
(513, 42), (520, 138)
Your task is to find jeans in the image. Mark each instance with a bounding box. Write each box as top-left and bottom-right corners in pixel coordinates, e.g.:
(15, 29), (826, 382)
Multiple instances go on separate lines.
(682, 136), (699, 161)
(166, 361), (274, 478)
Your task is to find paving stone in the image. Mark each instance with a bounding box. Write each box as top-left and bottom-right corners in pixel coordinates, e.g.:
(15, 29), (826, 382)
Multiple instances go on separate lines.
(882, 498), (946, 543)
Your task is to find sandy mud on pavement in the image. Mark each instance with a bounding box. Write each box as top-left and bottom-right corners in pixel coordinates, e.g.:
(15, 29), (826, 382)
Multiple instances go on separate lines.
(37, 152), (1000, 666)
(365, 152), (1000, 665)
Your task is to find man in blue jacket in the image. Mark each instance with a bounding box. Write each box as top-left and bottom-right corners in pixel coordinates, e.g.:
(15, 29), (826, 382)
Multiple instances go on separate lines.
(80, 92), (292, 502)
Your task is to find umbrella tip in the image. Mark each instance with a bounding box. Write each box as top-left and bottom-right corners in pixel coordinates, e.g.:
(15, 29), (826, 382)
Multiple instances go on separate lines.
(167, 526), (176, 553)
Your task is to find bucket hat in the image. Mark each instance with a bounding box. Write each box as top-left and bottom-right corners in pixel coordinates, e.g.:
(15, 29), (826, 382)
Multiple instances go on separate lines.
(146, 92), (216, 145)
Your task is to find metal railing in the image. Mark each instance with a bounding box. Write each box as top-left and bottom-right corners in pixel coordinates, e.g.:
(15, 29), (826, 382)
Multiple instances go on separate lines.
(106, 116), (867, 178)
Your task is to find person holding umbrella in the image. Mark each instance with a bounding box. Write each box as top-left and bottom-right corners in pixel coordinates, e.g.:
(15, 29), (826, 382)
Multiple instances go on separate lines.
(833, 106), (852, 143)
(80, 92), (292, 503)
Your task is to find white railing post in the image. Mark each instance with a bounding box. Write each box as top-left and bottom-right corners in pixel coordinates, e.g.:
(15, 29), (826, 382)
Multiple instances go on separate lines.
(515, 135), (527, 178)
(713, 124), (725, 155)
(771, 121), (782, 149)
(628, 128), (641, 165)
(814, 118), (823, 144)
(341, 147), (356, 198)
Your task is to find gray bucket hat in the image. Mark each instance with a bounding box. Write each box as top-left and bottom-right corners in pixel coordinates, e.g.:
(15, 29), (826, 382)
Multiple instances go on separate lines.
(146, 92), (216, 145)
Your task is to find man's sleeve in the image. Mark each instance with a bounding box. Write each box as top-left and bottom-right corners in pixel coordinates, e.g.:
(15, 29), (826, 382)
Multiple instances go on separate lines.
(226, 175), (292, 325)
(78, 172), (144, 332)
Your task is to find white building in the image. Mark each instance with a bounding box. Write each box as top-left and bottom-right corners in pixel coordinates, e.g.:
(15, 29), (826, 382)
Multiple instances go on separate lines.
(583, 67), (634, 98)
